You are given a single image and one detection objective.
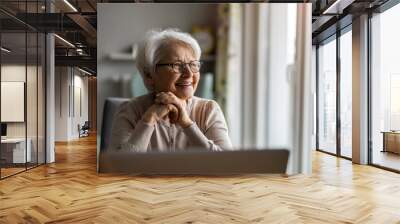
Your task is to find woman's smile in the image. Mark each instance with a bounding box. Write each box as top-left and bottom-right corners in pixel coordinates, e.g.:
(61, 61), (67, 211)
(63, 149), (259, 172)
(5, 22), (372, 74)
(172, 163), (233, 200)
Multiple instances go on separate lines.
(175, 81), (193, 87)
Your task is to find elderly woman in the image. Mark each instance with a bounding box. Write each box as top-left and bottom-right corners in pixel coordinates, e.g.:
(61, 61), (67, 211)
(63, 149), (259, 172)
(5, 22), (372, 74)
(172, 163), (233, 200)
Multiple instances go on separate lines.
(109, 29), (232, 152)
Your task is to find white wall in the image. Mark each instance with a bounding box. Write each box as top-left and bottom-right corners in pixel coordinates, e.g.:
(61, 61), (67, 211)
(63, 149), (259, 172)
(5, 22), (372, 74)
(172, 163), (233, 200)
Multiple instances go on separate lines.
(1, 66), (26, 129)
(1, 65), (39, 137)
(55, 67), (69, 141)
(1, 64), (46, 164)
(55, 67), (89, 141)
(97, 3), (217, 69)
(72, 73), (89, 138)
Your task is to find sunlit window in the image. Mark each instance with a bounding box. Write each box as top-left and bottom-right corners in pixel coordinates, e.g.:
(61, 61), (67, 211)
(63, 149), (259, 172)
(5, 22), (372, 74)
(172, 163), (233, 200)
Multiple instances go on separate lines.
(371, 3), (400, 171)
(318, 37), (337, 154)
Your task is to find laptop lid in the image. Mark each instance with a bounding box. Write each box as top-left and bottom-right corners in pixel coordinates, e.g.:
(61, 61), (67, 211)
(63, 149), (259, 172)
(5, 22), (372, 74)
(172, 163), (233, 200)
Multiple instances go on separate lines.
(99, 149), (289, 175)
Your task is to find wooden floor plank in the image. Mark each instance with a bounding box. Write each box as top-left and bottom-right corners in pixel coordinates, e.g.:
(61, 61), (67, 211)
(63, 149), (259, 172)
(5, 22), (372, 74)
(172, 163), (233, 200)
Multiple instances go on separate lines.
(1, 134), (400, 223)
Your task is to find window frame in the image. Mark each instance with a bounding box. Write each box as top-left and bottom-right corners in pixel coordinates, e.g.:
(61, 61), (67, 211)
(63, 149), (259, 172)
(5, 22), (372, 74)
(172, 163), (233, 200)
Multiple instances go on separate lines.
(315, 24), (353, 161)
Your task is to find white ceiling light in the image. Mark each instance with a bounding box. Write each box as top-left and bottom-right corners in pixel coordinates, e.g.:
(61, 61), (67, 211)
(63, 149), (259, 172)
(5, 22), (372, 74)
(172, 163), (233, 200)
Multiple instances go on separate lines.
(54, 34), (75, 48)
(78, 67), (92, 76)
(63, 0), (78, 12)
(323, 0), (355, 15)
(1, 47), (11, 53)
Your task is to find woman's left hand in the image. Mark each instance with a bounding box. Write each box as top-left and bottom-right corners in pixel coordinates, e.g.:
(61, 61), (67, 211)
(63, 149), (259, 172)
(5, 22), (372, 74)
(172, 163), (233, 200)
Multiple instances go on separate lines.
(155, 92), (193, 128)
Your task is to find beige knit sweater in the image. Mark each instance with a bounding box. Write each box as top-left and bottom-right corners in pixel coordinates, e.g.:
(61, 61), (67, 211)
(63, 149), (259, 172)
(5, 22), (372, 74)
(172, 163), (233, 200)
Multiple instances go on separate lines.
(109, 93), (232, 152)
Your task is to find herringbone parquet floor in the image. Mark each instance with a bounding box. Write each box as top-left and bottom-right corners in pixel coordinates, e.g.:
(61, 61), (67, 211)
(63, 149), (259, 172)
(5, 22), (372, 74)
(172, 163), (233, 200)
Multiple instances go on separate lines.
(1, 134), (400, 223)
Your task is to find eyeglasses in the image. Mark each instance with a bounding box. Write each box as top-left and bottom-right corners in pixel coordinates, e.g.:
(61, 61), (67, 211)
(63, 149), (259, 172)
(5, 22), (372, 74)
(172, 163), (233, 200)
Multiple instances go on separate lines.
(156, 61), (202, 73)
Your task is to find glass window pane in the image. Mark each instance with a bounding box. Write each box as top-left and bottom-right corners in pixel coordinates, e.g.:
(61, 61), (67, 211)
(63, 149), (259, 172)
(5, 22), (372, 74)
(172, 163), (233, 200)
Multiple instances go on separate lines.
(1, 30), (28, 177)
(0, 1), (46, 179)
(340, 29), (352, 158)
(318, 37), (337, 154)
(371, 3), (400, 171)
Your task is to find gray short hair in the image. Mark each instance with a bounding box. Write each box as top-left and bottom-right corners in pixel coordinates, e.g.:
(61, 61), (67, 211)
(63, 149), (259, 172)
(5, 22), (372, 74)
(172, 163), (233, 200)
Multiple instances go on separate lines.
(136, 28), (202, 90)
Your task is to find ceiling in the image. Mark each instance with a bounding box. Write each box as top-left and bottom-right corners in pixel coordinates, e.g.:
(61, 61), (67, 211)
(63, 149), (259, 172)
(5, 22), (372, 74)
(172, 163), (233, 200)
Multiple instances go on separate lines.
(0, 0), (395, 75)
(311, 0), (391, 44)
(1, 0), (98, 73)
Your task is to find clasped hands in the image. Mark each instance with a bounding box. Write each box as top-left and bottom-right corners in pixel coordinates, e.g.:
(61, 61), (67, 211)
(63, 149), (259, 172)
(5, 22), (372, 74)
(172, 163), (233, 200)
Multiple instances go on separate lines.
(142, 92), (193, 128)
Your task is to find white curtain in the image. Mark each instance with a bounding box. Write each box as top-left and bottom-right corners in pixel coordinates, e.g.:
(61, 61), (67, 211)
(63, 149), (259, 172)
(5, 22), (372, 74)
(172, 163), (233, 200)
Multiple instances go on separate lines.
(220, 3), (312, 174)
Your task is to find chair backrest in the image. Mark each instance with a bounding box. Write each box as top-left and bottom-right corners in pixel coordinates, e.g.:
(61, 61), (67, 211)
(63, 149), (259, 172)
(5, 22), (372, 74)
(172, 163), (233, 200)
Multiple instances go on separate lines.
(82, 121), (90, 129)
(100, 97), (130, 152)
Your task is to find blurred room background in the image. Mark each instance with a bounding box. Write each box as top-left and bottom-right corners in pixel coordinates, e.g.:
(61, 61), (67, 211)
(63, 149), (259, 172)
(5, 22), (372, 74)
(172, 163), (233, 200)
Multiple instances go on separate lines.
(97, 3), (312, 174)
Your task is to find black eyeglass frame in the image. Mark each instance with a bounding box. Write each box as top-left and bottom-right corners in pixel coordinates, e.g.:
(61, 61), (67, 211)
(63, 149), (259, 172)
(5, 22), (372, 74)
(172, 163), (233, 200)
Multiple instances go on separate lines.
(155, 61), (203, 73)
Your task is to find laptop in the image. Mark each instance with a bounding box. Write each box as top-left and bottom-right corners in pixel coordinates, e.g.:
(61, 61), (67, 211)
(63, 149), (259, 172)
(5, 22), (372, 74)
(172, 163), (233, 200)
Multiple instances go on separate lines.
(1, 123), (7, 140)
(99, 149), (289, 175)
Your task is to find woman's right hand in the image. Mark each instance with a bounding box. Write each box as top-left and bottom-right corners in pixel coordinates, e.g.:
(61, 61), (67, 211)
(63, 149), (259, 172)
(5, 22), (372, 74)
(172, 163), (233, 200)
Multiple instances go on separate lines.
(142, 103), (178, 125)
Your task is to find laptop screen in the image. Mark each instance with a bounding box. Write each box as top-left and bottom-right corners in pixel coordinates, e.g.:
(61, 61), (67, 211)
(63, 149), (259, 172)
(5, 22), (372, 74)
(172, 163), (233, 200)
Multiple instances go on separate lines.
(1, 123), (7, 137)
